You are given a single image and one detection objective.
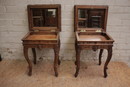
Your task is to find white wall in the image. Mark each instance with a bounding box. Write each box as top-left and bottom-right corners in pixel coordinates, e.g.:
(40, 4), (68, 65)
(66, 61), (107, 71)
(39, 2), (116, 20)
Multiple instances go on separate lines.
(0, 0), (130, 66)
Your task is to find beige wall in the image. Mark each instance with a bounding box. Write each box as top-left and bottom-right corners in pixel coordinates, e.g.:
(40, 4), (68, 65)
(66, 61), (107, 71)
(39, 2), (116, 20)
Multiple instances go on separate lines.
(0, 0), (130, 66)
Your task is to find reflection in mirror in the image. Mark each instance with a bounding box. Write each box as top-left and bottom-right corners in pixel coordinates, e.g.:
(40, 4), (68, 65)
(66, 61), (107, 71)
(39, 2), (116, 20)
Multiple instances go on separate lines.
(44, 9), (57, 26)
(78, 9), (104, 29)
(91, 16), (101, 28)
(32, 9), (43, 27)
(32, 8), (57, 27)
(78, 9), (87, 18)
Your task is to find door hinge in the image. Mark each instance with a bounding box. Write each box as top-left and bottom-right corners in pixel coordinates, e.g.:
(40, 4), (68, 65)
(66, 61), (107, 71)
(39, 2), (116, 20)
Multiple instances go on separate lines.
(80, 29), (86, 32)
(96, 29), (102, 32)
(34, 30), (40, 32)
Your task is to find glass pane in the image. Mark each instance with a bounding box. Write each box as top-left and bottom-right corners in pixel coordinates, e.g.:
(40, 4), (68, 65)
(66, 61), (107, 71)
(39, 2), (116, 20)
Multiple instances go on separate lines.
(32, 8), (57, 27)
(78, 9), (88, 28)
(33, 18), (43, 27)
(78, 20), (87, 28)
(89, 10), (104, 28)
(44, 9), (57, 26)
(33, 9), (42, 16)
(78, 9), (87, 18)
(78, 9), (104, 28)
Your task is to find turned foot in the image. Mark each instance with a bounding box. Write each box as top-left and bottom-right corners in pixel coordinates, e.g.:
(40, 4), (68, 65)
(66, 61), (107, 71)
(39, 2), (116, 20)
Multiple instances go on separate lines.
(104, 74), (107, 78)
(104, 67), (107, 78)
(28, 71), (32, 76)
(104, 47), (112, 78)
(74, 67), (79, 77)
(55, 72), (58, 77)
(24, 47), (32, 76)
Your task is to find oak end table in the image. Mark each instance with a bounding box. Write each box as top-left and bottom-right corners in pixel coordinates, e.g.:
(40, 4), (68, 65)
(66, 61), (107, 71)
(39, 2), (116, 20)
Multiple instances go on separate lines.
(74, 5), (114, 78)
(22, 4), (61, 77)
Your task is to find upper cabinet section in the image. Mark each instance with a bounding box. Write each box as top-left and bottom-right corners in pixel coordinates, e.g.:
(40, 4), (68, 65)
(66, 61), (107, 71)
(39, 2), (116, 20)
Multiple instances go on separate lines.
(74, 5), (108, 31)
(28, 4), (61, 31)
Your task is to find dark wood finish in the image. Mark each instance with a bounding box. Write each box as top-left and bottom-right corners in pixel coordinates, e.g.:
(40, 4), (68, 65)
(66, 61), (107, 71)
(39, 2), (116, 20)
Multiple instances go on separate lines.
(74, 5), (108, 32)
(32, 48), (36, 64)
(0, 54), (2, 61)
(27, 4), (61, 31)
(74, 5), (114, 78)
(22, 4), (61, 77)
(99, 49), (103, 65)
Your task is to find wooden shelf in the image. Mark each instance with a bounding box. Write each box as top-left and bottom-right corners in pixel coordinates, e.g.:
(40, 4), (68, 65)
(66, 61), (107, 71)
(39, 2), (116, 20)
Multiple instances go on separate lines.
(33, 16), (43, 18)
(78, 18), (87, 21)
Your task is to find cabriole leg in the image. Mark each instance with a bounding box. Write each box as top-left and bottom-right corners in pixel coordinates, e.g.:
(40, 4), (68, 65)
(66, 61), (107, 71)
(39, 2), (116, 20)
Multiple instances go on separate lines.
(32, 48), (36, 64)
(104, 47), (112, 78)
(75, 40), (77, 65)
(24, 47), (32, 76)
(75, 48), (81, 77)
(99, 49), (103, 65)
(58, 40), (61, 65)
(54, 46), (59, 77)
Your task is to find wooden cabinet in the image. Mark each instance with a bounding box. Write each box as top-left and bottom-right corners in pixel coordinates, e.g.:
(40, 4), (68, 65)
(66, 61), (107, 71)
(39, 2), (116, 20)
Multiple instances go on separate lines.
(22, 4), (61, 77)
(74, 5), (114, 78)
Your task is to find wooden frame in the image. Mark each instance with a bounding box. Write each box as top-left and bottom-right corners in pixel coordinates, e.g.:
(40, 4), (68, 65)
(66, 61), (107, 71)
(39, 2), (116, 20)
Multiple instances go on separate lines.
(74, 5), (114, 78)
(22, 4), (61, 77)
(74, 5), (108, 32)
(28, 4), (61, 32)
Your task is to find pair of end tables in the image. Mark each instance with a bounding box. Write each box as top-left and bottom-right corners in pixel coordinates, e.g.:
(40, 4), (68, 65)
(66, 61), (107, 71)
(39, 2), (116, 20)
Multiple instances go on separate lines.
(22, 4), (114, 78)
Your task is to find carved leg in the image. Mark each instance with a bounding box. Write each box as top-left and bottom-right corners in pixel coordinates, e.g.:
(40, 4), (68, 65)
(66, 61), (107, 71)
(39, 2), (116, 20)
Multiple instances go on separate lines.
(58, 40), (61, 65)
(0, 54), (2, 61)
(75, 48), (81, 77)
(58, 56), (61, 65)
(54, 46), (59, 77)
(104, 47), (112, 78)
(75, 40), (77, 65)
(99, 49), (103, 65)
(24, 47), (32, 76)
(32, 48), (36, 64)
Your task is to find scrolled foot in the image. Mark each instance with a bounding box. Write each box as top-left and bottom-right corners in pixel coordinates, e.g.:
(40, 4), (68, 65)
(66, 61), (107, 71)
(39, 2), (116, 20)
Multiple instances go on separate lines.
(28, 71), (32, 76)
(54, 66), (58, 77)
(55, 72), (58, 77)
(27, 65), (32, 76)
(104, 67), (108, 78)
(104, 74), (107, 78)
(74, 67), (79, 78)
(74, 73), (78, 77)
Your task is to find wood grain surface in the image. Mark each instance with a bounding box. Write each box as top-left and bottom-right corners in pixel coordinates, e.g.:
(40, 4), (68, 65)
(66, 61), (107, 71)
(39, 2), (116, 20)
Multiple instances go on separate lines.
(26, 34), (57, 40)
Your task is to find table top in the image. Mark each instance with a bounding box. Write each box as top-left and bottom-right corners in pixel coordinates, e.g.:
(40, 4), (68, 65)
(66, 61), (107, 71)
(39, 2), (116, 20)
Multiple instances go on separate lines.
(78, 34), (107, 41)
(26, 34), (57, 40)
(76, 32), (114, 43)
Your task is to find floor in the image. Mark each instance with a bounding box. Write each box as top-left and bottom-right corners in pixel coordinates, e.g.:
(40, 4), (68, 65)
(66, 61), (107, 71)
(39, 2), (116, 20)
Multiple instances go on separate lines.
(0, 60), (130, 87)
